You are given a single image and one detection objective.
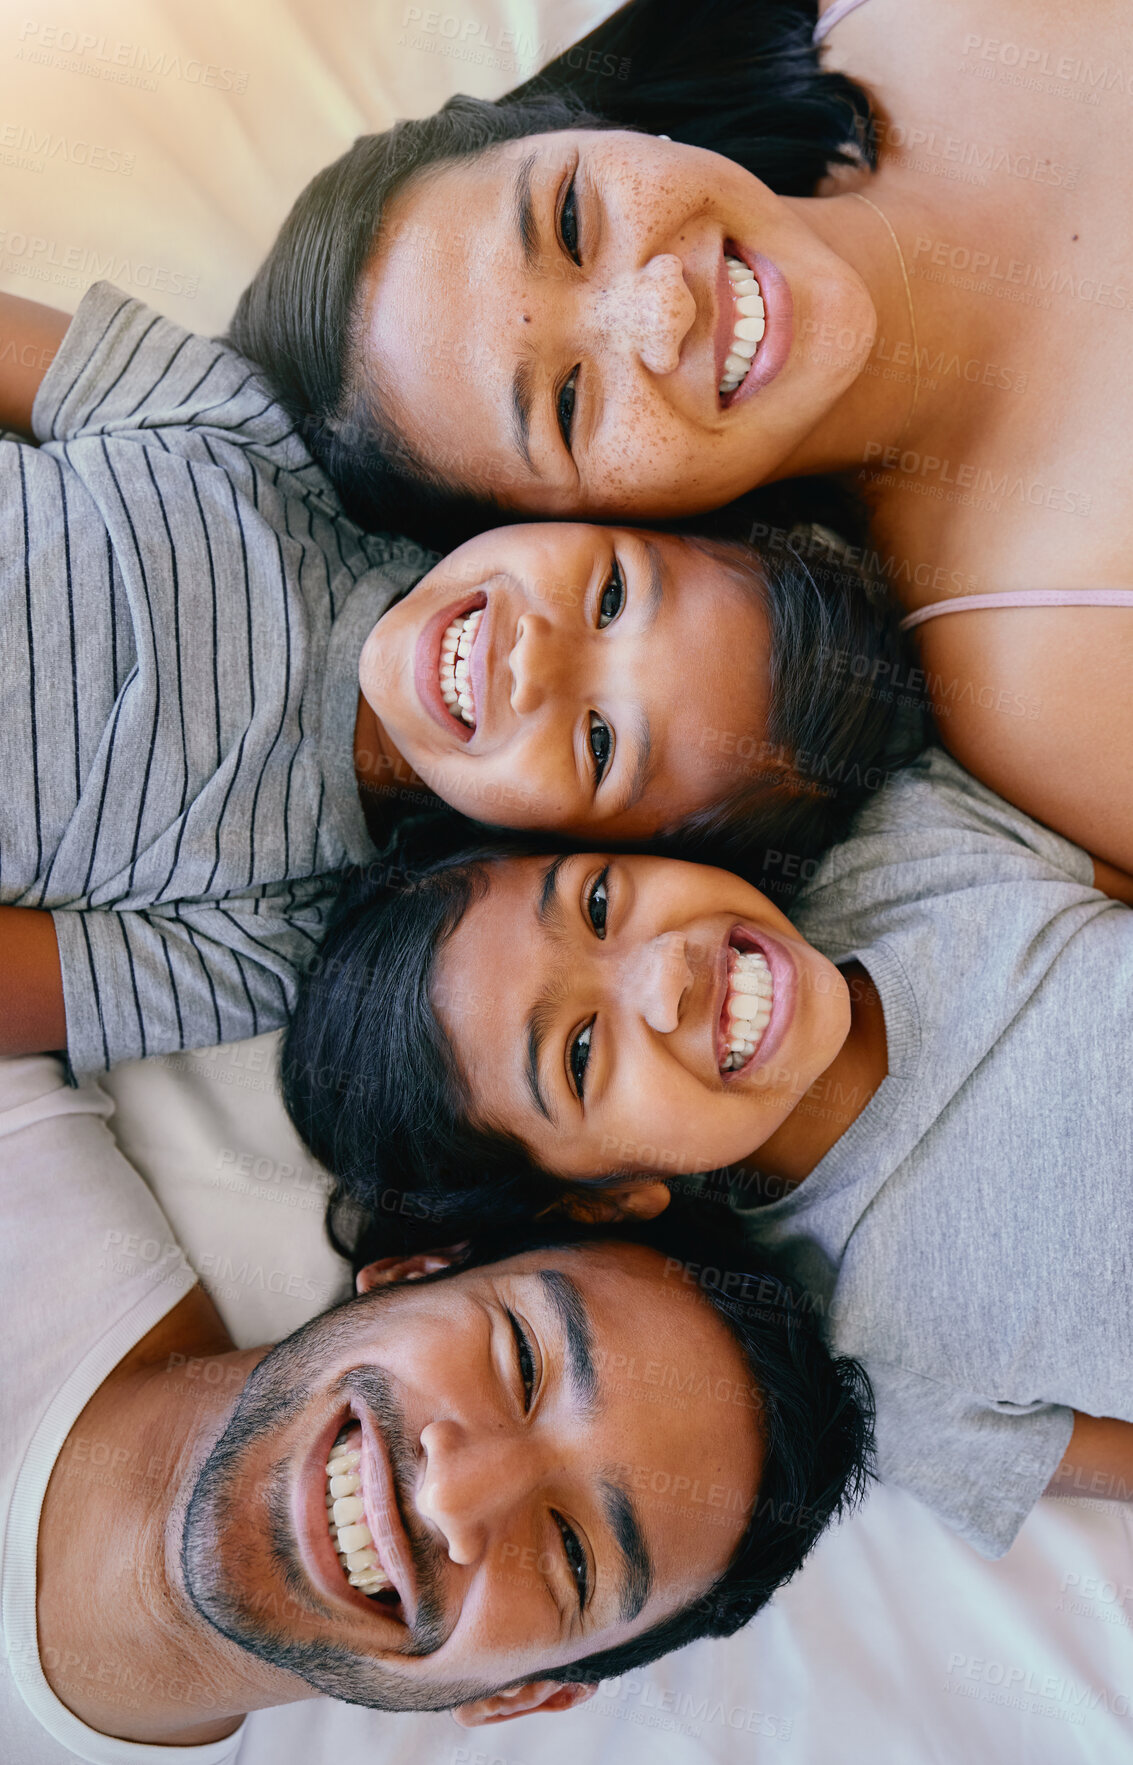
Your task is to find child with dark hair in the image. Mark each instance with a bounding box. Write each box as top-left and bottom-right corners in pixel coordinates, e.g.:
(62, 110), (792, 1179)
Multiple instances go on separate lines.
(0, 285), (912, 1069)
(282, 750), (1133, 1558)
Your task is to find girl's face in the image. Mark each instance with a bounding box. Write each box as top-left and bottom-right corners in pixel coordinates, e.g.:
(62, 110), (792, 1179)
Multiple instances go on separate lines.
(362, 523), (769, 840)
(361, 130), (874, 519)
(432, 853), (851, 1181)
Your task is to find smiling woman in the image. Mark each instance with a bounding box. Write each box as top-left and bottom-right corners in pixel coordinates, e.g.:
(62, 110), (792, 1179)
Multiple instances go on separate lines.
(227, 0), (873, 547)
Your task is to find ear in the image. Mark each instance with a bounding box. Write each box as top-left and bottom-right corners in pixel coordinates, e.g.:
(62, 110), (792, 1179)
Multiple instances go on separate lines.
(555, 1180), (672, 1226)
(451, 1679), (598, 1727)
(355, 1244), (469, 1294)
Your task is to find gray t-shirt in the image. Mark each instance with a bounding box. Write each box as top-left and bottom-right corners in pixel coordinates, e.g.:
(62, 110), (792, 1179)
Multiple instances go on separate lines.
(3, 282), (430, 1073)
(731, 749), (1133, 1558)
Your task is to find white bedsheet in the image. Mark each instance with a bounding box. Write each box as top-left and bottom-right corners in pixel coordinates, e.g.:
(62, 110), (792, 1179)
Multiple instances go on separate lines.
(5, 3), (1133, 1758)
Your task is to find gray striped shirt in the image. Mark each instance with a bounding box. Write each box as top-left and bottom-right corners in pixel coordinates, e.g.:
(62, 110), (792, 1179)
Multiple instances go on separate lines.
(4, 282), (430, 1073)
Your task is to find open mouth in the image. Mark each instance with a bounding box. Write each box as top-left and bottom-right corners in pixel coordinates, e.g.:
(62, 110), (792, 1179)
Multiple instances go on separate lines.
(439, 607), (483, 729)
(325, 1424), (404, 1612)
(718, 254), (766, 401)
(718, 939), (774, 1074)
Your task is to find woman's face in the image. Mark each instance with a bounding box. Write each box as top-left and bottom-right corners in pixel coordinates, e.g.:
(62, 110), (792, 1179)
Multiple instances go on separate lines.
(361, 130), (874, 519)
(432, 853), (851, 1181)
(362, 523), (770, 840)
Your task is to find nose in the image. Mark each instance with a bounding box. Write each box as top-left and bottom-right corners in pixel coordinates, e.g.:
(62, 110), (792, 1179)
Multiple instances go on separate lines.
(416, 1419), (536, 1566)
(619, 931), (693, 1033)
(508, 610), (569, 717)
(592, 253), (697, 377)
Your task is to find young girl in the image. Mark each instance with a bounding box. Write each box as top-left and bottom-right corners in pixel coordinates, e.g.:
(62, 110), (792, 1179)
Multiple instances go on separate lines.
(281, 747), (1133, 1557)
(230, 0), (1133, 876)
(0, 285), (903, 1071)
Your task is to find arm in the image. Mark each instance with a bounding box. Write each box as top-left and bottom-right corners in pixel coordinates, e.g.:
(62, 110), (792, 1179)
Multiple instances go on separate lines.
(919, 606), (1133, 874)
(1091, 857), (1133, 906)
(1046, 1413), (1133, 1503)
(0, 292), (71, 437)
(0, 907), (66, 1054)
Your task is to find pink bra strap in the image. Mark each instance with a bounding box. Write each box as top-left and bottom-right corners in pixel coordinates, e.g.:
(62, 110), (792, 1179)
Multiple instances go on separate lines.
(813, 0), (874, 44)
(900, 588), (1133, 631)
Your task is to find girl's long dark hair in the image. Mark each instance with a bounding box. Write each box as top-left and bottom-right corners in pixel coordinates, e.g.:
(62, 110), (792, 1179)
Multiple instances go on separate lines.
(229, 0), (877, 545)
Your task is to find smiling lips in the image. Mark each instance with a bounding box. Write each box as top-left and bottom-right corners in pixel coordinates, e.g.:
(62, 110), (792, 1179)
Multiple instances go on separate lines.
(439, 607), (483, 729)
(719, 945), (774, 1073)
(325, 1424), (402, 1608)
(718, 256), (767, 399)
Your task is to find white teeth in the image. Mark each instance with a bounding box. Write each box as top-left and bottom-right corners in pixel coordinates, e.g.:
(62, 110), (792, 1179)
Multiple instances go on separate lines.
(438, 608), (482, 729)
(720, 256), (765, 397)
(324, 1425), (398, 1604)
(719, 949), (774, 1073)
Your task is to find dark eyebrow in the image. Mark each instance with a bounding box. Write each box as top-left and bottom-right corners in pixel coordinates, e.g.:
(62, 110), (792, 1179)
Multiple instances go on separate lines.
(514, 151), (539, 268)
(538, 1271), (653, 1621)
(601, 1478), (654, 1623)
(539, 1270), (597, 1413)
(510, 355), (536, 475)
(538, 854), (569, 927)
(523, 858), (571, 1123)
(610, 709), (658, 818)
(507, 154), (543, 478)
(641, 539), (665, 628)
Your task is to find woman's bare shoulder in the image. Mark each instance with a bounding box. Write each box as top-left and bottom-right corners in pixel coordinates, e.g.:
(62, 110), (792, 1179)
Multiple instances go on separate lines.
(918, 604), (1133, 869)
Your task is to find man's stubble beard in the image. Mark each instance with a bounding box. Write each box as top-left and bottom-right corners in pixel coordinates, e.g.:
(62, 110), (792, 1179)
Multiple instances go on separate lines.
(179, 1293), (489, 1712)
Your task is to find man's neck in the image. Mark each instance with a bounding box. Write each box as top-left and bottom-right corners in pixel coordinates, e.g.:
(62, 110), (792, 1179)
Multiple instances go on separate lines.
(746, 962), (888, 1192)
(37, 1289), (304, 1745)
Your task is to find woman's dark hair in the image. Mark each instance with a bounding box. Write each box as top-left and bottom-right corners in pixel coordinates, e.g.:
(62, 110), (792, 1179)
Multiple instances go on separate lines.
(338, 1200), (874, 1683)
(228, 0), (877, 547)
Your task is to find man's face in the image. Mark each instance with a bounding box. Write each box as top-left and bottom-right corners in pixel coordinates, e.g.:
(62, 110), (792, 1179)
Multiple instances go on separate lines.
(182, 1242), (761, 1718)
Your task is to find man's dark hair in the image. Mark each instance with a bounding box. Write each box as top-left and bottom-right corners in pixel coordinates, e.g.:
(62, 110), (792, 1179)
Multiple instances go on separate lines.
(228, 0), (877, 548)
(336, 1198), (874, 1684)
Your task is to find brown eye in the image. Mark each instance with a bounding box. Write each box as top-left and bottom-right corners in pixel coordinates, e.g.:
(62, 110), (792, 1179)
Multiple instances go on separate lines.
(588, 715), (612, 784)
(586, 868), (609, 937)
(557, 367), (579, 450)
(598, 560), (624, 628)
(569, 1021), (593, 1097)
(559, 176), (581, 264)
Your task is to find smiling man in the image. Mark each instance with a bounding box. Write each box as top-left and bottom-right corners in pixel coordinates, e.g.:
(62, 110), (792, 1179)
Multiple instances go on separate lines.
(0, 1055), (871, 1762)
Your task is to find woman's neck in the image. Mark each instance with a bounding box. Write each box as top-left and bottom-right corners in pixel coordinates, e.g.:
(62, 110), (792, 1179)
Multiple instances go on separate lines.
(353, 690), (434, 840)
(743, 961), (888, 1193)
(775, 174), (1003, 482)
